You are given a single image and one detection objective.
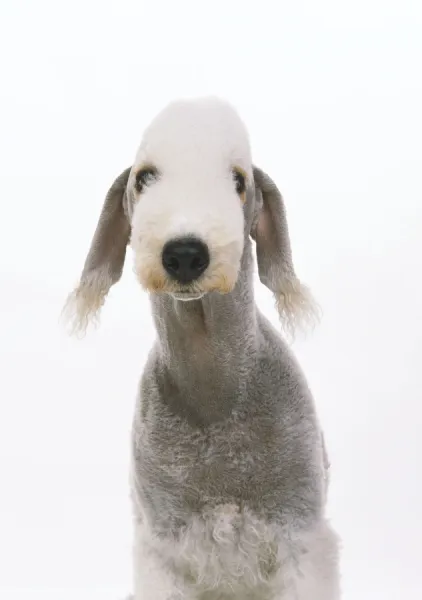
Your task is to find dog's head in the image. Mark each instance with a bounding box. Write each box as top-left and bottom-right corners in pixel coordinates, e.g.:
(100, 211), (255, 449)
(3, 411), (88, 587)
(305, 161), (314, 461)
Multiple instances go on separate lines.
(63, 97), (319, 338)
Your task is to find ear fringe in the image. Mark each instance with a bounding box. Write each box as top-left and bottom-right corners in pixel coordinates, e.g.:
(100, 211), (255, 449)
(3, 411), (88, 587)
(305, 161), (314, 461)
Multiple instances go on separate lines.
(274, 277), (322, 342)
(60, 272), (113, 338)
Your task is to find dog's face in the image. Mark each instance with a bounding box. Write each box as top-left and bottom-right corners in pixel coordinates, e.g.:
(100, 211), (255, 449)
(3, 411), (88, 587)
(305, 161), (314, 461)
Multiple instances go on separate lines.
(63, 96), (318, 338)
(126, 98), (253, 301)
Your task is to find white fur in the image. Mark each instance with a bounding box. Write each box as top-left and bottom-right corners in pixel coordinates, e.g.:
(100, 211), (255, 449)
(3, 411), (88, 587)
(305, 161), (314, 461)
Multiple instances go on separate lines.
(132, 507), (340, 600)
(129, 97), (252, 294)
(275, 277), (322, 343)
(61, 270), (113, 337)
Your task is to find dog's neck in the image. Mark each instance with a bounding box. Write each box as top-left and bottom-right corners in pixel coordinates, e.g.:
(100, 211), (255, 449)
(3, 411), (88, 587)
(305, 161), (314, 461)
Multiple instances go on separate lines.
(150, 239), (259, 425)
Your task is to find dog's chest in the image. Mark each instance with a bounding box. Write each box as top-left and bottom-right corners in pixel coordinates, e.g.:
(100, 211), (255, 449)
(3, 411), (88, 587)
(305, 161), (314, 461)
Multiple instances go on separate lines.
(133, 409), (280, 523)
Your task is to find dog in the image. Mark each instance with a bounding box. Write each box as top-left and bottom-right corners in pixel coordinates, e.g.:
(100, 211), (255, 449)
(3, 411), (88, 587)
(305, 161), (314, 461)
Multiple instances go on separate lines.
(64, 96), (340, 599)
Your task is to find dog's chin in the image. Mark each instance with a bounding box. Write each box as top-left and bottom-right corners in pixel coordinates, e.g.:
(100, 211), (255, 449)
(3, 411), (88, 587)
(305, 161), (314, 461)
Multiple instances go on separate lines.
(170, 291), (206, 302)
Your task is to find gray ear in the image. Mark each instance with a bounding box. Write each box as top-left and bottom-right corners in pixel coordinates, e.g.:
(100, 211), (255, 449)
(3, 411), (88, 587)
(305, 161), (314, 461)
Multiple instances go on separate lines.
(62, 167), (132, 336)
(252, 166), (320, 339)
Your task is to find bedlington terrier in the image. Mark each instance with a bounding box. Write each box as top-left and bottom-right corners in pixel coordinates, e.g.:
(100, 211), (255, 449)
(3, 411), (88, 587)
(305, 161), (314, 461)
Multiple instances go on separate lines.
(64, 96), (340, 599)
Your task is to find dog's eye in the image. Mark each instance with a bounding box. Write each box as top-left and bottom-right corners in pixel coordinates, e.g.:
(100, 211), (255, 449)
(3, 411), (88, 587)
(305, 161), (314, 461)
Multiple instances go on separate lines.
(135, 167), (158, 192)
(233, 169), (246, 195)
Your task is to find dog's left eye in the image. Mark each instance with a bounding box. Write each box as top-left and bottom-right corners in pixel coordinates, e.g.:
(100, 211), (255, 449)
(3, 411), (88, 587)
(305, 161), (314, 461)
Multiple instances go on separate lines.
(135, 167), (158, 192)
(232, 169), (246, 195)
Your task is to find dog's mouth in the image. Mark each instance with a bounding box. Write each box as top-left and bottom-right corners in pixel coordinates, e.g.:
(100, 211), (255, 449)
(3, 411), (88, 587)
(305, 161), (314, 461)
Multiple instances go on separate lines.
(170, 291), (206, 302)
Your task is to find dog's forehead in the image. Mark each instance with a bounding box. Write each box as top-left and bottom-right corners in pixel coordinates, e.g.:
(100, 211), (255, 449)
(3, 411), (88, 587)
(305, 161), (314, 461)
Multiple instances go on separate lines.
(134, 97), (253, 177)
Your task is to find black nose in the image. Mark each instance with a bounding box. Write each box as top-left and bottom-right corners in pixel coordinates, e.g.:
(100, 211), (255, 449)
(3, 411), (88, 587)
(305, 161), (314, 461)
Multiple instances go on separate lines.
(162, 238), (210, 284)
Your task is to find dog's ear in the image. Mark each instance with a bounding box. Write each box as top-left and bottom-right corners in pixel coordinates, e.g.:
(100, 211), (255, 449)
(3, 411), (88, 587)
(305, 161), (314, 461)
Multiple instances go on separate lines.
(62, 167), (132, 336)
(251, 166), (320, 340)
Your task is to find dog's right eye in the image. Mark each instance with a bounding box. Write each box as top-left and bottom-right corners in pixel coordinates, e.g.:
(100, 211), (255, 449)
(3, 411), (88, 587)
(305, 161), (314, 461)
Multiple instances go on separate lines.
(232, 168), (246, 196)
(135, 167), (158, 192)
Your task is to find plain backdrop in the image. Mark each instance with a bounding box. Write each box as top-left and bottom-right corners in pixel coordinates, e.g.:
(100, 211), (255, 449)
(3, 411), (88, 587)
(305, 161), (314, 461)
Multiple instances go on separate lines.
(0, 1), (421, 599)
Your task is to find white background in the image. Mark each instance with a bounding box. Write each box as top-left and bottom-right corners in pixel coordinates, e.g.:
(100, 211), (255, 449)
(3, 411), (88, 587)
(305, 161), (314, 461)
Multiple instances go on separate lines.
(1, 1), (421, 599)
